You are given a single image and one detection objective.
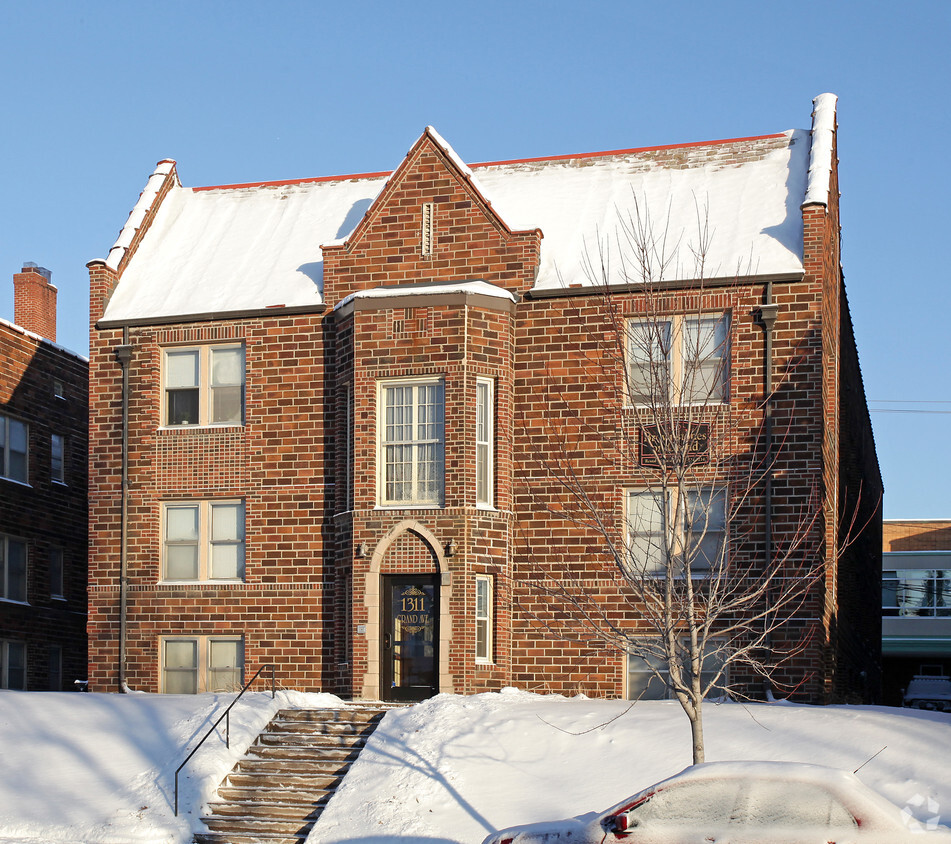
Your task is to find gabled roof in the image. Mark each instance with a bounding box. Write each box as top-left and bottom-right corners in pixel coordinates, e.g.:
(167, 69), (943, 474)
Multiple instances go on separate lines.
(98, 96), (836, 325)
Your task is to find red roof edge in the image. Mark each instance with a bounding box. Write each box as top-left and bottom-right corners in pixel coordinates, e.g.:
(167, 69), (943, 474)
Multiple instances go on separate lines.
(191, 132), (788, 192)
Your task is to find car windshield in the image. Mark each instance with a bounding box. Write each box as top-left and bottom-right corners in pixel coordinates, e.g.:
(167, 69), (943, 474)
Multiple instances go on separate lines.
(625, 781), (743, 827)
(621, 777), (859, 834)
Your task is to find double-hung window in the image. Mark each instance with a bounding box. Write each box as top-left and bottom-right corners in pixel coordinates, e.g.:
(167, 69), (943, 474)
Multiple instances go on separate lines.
(49, 547), (64, 599)
(627, 314), (729, 406)
(476, 378), (494, 507)
(626, 487), (726, 575)
(0, 414), (28, 483)
(0, 640), (26, 690)
(475, 574), (494, 664)
(164, 344), (245, 427)
(163, 500), (245, 581)
(626, 640), (728, 700)
(1, 534), (27, 603)
(161, 635), (244, 694)
(380, 379), (445, 507)
(51, 434), (65, 483)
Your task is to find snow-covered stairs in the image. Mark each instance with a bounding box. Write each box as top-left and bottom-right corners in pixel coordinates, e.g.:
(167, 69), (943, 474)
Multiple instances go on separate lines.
(194, 706), (394, 844)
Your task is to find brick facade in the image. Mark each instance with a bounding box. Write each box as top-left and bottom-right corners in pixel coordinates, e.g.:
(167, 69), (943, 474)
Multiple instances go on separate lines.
(1, 267), (88, 690)
(87, 114), (882, 702)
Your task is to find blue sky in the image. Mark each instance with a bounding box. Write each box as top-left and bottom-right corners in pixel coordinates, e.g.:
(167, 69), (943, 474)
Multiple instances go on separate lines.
(0, 1), (947, 518)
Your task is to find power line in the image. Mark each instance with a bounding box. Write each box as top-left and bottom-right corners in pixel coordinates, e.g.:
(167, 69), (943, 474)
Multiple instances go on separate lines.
(870, 409), (951, 415)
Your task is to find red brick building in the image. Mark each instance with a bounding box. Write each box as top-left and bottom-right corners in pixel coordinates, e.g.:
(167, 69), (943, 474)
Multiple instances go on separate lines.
(1, 264), (88, 690)
(87, 94), (881, 702)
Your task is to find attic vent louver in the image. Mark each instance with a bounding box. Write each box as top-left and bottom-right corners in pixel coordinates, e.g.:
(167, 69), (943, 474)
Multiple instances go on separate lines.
(421, 202), (434, 256)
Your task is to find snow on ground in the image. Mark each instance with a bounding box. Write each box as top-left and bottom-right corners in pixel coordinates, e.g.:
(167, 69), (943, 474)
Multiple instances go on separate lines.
(309, 690), (951, 844)
(0, 688), (948, 843)
(0, 688), (343, 843)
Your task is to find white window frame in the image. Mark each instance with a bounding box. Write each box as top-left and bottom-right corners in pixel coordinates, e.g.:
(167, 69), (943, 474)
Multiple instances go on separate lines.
(160, 635), (245, 694)
(378, 377), (445, 507)
(0, 640), (26, 690)
(51, 434), (65, 484)
(626, 639), (728, 701)
(0, 534), (28, 603)
(0, 414), (28, 484)
(475, 574), (494, 664)
(626, 314), (729, 406)
(49, 547), (65, 599)
(626, 486), (726, 575)
(162, 343), (245, 428)
(476, 378), (494, 508)
(161, 500), (246, 582)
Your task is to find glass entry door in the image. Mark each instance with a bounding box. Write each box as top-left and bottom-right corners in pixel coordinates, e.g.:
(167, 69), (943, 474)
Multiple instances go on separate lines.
(381, 575), (439, 701)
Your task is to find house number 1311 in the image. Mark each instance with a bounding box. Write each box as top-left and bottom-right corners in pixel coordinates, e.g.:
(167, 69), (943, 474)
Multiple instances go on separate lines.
(401, 596), (426, 613)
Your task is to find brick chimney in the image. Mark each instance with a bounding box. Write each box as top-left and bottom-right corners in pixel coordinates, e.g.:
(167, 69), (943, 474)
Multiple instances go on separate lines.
(13, 263), (57, 341)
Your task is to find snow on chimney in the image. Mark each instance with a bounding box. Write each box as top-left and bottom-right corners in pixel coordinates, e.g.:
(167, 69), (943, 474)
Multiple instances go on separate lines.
(13, 262), (57, 341)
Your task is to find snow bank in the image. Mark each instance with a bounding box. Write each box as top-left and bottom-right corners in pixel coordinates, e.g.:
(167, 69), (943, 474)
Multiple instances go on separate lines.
(0, 689), (345, 843)
(309, 691), (951, 844)
(0, 689), (947, 844)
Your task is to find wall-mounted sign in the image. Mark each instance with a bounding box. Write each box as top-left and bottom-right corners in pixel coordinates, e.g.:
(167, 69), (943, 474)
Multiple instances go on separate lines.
(639, 422), (710, 468)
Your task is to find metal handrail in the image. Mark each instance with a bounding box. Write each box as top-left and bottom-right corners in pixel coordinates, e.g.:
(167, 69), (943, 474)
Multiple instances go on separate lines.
(174, 663), (276, 816)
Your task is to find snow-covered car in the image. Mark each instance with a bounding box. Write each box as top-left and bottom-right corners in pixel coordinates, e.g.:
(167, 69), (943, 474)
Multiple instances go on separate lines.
(481, 761), (951, 843)
(904, 674), (951, 711)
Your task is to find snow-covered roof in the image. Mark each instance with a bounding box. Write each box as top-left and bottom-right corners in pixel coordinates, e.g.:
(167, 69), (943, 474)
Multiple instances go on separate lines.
(0, 315), (89, 363)
(100, 100), (834, 325)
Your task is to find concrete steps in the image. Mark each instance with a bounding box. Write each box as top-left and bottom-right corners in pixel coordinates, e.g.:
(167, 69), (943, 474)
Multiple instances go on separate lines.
(194, 705), (396, 844)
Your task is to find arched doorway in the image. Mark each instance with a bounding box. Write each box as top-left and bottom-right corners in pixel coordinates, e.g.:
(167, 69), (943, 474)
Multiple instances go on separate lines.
(362, 520), (452, 701)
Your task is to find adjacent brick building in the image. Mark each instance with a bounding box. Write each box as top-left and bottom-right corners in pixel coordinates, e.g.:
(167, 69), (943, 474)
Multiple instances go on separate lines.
(87, 94), (881, 702)
(1, 264), (88, 690)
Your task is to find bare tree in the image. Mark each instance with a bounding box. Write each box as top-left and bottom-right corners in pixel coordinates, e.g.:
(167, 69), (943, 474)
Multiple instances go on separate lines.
(518, 197), (835, 765)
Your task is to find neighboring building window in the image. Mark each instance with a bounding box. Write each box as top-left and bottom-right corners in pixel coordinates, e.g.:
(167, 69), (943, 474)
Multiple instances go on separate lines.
(162, 500), (245, 581)
(476, 378), (494, 507)
(626, 487), (726, 574)
(0, 640), (26, 690)
(51, 434), (65, 483)
(475, 574), (494, 663)
(164, 344), (245, 426)
(626, 642), (727, 700)
(161, 635), (244, 694)
(379, 379), (445, 506)
(0, 414), (28, 483)
(48, 645), (62, 691)
(882, 569), (951, 617)
(1, 535), (27, 603)
(627, 314), (729, 405)
(49, 547), (64, 599)
(53, 379), (65, 399)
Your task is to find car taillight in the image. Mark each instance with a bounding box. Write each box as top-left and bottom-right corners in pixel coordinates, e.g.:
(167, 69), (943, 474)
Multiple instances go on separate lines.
(613, 814), (630, 832)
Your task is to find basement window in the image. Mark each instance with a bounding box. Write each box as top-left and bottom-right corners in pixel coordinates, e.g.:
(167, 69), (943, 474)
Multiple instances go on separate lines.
(0, 640), (26, 690)
(161, 635), (244, 694)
